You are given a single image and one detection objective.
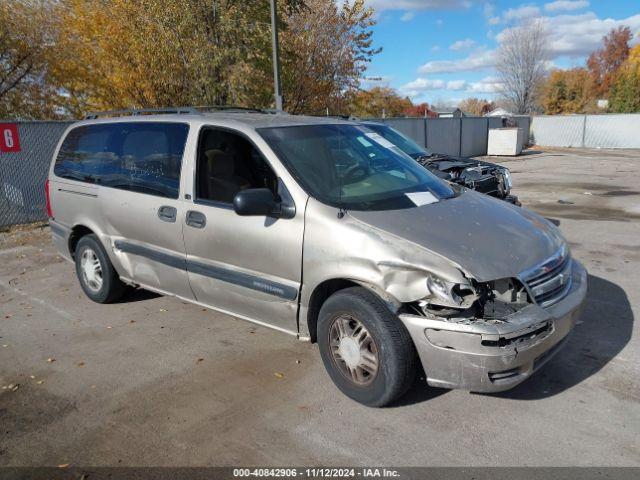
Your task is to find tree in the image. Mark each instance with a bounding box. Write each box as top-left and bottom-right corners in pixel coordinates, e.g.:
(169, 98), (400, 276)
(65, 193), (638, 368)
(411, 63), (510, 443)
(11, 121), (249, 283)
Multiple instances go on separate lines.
(281, 0), (380, 115)
(541, 68), (592, 114)
(40, 0), (379, 118)
(349, 86), (412, 118)
(458, 98), (494, 116)
(587, 26), (632, 99)
(0, 0), (59, 119)
(609, 44), (640, 113)
(403, 102), (436, 117)
(51, 0), (286, 116)
(496, 18), (549, 114)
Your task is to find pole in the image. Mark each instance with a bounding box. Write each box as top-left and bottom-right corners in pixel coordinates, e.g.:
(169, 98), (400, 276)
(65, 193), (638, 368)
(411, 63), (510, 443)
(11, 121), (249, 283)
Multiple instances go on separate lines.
(270, 0), (283, 112)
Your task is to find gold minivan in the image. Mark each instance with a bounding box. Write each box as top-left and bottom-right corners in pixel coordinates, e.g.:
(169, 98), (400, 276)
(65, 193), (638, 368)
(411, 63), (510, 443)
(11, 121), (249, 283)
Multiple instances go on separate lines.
(47, 108), (587, 407)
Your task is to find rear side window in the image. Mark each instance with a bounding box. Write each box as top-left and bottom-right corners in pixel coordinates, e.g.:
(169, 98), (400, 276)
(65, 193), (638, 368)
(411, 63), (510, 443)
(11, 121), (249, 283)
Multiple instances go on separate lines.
(54, 122), (189, 199)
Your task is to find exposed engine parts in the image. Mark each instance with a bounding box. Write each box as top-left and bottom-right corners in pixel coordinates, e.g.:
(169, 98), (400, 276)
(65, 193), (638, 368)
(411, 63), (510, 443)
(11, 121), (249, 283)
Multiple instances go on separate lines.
(417, 154), (520, 205)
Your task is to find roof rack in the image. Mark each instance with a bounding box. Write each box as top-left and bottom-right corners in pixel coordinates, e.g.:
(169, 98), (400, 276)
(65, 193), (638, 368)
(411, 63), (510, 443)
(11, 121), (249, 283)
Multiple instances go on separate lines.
(84, 107), (199, 119)
(84, 105), (277, 120)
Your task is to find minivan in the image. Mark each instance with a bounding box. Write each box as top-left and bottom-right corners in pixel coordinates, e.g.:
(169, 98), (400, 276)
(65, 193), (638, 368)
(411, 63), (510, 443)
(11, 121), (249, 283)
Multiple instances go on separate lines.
(47, 108), (587, 407)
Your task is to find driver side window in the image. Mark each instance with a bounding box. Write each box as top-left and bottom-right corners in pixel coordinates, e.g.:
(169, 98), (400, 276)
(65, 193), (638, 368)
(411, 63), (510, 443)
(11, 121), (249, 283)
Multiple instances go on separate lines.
(196, 128), (277, 205)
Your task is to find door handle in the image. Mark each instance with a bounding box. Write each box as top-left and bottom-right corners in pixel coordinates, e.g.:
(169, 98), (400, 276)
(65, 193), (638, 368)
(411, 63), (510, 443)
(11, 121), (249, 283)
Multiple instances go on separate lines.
(186, 210), (206, 229)
(157, 205), (177, 223)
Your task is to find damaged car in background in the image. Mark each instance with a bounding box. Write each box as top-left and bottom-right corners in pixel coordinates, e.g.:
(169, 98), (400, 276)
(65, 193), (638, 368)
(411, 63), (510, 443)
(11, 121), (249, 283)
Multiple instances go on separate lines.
(362, 121), (520, 205)
(48, 111), (585, 408)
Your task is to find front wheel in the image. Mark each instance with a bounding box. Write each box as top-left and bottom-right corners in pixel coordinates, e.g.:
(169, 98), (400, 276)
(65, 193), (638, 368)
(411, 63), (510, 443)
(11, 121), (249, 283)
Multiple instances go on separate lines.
(317, 287), (417, 407)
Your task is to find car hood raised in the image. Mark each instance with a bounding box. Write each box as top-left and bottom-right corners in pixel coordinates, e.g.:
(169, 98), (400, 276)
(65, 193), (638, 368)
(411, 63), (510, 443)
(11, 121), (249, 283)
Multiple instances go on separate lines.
(348, 190), (564, 281)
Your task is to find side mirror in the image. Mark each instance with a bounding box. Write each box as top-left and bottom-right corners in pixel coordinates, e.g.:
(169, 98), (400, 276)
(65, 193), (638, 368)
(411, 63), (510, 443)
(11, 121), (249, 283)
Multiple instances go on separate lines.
(233, 188), (278, 217)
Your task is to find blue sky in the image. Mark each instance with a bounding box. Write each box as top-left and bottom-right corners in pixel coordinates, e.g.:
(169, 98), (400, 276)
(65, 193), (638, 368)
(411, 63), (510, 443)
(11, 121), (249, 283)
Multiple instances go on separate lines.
(360, 0), (640, 105)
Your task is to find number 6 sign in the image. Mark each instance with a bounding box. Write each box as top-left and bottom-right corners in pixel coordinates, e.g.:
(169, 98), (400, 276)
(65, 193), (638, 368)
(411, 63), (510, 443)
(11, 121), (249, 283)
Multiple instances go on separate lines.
(0, 124), (21, 152)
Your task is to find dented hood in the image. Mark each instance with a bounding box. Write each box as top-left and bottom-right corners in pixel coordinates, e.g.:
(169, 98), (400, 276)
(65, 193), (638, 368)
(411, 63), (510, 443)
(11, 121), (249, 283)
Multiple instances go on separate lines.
(348, 190), (564, 282)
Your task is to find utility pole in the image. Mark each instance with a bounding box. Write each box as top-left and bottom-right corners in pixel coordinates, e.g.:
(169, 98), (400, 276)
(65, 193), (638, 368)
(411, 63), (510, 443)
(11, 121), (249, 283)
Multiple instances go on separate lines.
(270, 0), (283, 112)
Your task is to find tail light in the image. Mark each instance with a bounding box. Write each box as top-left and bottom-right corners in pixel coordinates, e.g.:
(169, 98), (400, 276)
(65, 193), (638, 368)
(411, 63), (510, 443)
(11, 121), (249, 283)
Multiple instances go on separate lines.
(45, 179), (53, 218)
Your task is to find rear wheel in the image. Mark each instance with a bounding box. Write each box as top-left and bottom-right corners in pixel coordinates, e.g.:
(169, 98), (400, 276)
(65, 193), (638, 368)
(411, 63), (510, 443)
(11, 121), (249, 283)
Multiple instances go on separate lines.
(75, 234), (127, 303)
(317, 287), (417, 407)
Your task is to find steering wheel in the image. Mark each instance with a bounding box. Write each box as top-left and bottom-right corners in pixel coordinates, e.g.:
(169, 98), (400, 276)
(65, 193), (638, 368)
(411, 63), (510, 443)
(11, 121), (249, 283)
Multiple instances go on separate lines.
(342, 163), (369, 184)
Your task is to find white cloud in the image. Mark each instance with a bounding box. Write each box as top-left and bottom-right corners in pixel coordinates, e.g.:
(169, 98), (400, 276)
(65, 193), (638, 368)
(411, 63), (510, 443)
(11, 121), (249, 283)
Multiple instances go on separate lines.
(495, 12), (640, 58)
(400, 11), (415, 21)
(418, 49), (496, 74)
(402, 78), (446, 92)
(449, 38), (476, 51)
(436, 19), (444, 26)
(467, 76), (504, 93)
(503, 4), (541, 23)
(401, 76), (503, 96)
(446, 80), (467, 90)
(544, 1), (589, 12)
(431, 45), (441, 52)
(488, 16), (500, 25)
(364, 0), (472, 11)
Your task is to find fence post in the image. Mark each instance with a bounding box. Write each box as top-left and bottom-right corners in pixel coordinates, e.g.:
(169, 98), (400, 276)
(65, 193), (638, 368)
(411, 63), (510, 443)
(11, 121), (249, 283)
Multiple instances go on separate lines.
(423, 118), (428, 148)
(485, 117), (489, 156)
(581, 115), (587, 148)
(458, 117), (463, 157)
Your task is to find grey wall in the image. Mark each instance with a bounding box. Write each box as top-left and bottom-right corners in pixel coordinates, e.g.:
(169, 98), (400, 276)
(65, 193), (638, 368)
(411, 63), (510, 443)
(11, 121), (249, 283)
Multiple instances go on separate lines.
(531, 114), (640, 149)
(461, 117), (489, 157)
(373, 116), (524, 157)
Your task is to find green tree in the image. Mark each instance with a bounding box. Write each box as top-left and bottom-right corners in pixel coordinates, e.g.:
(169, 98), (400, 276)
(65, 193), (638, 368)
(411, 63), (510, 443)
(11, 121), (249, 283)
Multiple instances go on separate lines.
(609, 45), (640, 113)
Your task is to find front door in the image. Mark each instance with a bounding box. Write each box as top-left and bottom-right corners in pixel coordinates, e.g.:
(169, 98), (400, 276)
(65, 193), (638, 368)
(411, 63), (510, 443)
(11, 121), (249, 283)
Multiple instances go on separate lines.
(182, 126), (305, 334)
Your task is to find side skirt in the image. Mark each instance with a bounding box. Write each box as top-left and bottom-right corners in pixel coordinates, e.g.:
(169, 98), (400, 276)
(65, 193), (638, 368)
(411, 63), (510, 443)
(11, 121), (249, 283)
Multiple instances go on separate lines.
(119, 276), (311, 341)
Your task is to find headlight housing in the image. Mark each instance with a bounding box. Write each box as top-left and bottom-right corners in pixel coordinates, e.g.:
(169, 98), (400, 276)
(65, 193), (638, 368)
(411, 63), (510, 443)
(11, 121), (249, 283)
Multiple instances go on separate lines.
(426, 275), (465, 307)
(501, 169), (512, 193)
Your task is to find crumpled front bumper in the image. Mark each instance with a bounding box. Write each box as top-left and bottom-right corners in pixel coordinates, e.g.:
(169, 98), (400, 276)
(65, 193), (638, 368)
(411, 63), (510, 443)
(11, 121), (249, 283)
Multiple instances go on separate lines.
(399, 259), (588, 392)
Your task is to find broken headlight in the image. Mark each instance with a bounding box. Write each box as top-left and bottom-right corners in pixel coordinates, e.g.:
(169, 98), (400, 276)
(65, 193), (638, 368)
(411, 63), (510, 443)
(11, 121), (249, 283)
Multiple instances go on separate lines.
(501, 169), (512, 193)
(425, 275), (475, 308)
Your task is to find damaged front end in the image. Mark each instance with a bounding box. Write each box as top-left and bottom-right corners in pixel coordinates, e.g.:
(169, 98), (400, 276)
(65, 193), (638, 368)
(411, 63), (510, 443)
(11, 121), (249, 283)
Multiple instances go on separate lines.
(395, 253), (587, 392)
(418, 155), (520, 205)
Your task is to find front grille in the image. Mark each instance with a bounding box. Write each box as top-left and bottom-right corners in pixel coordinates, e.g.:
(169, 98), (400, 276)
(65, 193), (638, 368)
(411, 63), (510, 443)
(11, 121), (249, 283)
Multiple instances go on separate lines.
(520, 246), (573, 308)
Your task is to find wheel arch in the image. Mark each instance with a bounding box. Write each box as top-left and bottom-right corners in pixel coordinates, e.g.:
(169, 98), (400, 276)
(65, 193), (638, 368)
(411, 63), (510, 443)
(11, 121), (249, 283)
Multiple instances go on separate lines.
(305, 278), (401, 343)
(68, 224), (96, 259)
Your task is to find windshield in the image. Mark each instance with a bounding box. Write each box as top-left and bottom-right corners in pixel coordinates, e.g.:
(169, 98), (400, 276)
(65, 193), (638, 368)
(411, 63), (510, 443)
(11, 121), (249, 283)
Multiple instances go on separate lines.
(258, 124), (455, 211)
(364, 123), (431, 159)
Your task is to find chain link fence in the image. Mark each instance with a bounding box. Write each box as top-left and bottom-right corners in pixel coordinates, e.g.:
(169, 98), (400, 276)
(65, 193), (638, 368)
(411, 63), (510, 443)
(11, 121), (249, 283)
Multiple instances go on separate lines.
(530, 114), (640, 148)
(0, 121), (71, 228)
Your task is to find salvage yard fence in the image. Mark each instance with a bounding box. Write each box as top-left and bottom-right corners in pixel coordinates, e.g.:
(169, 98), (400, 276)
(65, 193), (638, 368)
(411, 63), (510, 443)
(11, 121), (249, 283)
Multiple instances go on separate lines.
(0, 121), (72, 228)
(530, 114), (640, 149)
(370, 116), (532, 158)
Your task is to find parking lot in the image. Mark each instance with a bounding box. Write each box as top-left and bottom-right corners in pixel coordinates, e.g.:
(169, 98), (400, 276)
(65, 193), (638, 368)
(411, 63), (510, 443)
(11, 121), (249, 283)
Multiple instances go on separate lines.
(1, 147), (639, 467)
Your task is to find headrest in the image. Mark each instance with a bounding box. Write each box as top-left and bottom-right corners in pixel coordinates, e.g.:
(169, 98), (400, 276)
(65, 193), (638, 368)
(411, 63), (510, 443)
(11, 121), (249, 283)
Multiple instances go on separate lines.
(205, 149), (235, 177)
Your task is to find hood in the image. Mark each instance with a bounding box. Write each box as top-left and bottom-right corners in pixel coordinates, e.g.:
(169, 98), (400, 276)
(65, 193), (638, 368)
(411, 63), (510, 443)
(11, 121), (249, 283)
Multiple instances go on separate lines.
(347, 190), (564, 282)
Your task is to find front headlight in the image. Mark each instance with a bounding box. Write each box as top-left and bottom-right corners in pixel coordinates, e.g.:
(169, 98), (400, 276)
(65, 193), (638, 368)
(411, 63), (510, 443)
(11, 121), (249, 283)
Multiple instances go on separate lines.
(426, 275), (463, 306)
(502, 169), (512, 192)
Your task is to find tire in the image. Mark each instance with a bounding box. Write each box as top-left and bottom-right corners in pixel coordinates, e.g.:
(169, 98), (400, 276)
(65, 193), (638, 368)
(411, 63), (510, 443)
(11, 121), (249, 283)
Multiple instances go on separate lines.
(75, 234), (127, 304)
(317, 286), (417, 407)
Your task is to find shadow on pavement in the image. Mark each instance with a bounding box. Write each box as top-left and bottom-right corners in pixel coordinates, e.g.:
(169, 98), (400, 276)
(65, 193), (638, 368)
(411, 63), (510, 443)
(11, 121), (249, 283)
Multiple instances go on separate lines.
(491, 274), (633, 400)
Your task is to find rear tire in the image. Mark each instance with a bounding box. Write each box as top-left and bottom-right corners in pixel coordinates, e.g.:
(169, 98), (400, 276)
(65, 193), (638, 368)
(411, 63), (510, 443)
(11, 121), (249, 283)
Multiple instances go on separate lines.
(317, 287), (417, 407)
(75, 234), (127, 303)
